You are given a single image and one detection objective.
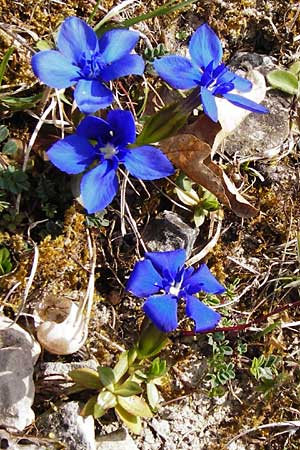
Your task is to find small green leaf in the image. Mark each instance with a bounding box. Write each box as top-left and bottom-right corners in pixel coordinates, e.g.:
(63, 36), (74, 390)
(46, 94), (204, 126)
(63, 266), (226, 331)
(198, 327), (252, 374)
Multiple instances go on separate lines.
(149, 358), (167, 378)
(117, 395), (153, 418)
(80, 395), (98, 417)
(289, 61), (300, 77)
(0, 125), (9, 143)
(115, 404), (142, 435)
(95, 390), (117, 418)
(0, 247), (12, 275)
(98, 367), (115, 387)
(267, 69), (298, 95)
(2, 140), (18, 155)
(36, 40), (52, 51)
(147, 382), (160, 410)
(68, 368), (102, 390)
(113, 351), (129, 383)
(114, 381), (143, 397)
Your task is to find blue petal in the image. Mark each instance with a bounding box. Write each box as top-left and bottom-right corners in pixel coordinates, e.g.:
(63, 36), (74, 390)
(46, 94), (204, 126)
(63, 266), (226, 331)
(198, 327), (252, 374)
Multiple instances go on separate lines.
(189, 24), (223, 70)
(47, 135), (96, 174)
(182, 264), (225, 295)
(126, 260), (163, 297)
(153, 56), (201, 89)
(31, 50), (80, 89)
(223, 93), (269, 114)
(143, 294), (178, 332)
(213, 82), (234, 95)
(145, 249), (186, 280)
(101, 54), (145, 82)
(107, 110), (136, 146)
(123, 146), (174, 180)
(76, 116), (111, 142)
(200, 86), (218, 122)
(74, 79), (113, 113)
(231, 74), (252, 92)
(80, 161), (118, 213)
(57, 17), (98, 64)
(99, 29), (140, 64)
(185, 295), (221, 332)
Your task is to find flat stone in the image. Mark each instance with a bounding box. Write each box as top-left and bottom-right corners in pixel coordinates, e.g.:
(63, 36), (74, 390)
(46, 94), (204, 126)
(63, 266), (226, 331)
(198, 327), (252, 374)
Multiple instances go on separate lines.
(96, 428), (138, 450)
(142, 211), (199, 258)
(0, 316), (41, 431)
(223, 52), (290, 159)
(36, 401), (96, 450)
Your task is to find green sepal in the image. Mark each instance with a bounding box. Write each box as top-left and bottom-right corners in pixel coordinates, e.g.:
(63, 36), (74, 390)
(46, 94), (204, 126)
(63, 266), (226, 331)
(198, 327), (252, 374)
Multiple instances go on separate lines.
(137, 320), (169, 360)
(115, 404), (142, 435)
(267, 69), (299, 95)
(148, 357), (167, 378)
(135, 103), (188, 145)
(117, 395), (153, 418)
(68, 368), (102, 390)
(114, 380), (143, 397)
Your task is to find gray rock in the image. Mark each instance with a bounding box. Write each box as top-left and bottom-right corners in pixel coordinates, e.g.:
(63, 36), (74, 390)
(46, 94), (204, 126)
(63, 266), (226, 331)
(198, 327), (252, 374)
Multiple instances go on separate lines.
(0, 316), (41, 431)
(40, 359), (99, 387)
(142, 211), (198, 258)
(96, 428), (138, 450)
(223, 52), (290, 159)
(37, 401), (96, 450)
(0, 429), (56, 449)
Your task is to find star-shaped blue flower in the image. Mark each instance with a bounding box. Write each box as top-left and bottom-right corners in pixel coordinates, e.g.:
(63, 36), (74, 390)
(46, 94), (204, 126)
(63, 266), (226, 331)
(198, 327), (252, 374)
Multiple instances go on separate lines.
(153, 24), (268, 122)
(126, 249), (225, 333)
(31, 17), (145, 113)
(47, 109), (174, 213)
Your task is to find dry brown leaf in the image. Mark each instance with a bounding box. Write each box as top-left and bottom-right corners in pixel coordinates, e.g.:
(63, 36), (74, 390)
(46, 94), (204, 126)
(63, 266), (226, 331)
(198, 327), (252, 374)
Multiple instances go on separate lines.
(160, 133), (258, 218)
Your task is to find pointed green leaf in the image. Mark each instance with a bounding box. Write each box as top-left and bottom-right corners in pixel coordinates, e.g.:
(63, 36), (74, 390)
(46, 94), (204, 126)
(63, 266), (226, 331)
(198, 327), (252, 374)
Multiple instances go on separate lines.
(80, 395), (98, 417)
(147, 382), (160, 410)
(117, 395), (153, 418)
(114, 381), (143, 397)
(136, 103), (188, 145)
(267, 69), (298, 95)
(98, 366), (115, 387)
(0, 47), (14, 87)
(113, 351), (129, 383)
(68, 368), (102, 390)
(115, 404), (142, 435)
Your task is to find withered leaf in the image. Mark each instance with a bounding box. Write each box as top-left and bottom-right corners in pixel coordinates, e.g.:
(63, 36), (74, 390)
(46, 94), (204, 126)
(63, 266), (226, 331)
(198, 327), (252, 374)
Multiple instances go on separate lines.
(160, 133), (258, 218)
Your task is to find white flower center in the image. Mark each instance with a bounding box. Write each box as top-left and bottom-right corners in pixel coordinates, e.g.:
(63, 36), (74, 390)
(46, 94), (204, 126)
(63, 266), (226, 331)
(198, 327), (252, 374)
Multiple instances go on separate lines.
(101, 143), (117, 160)
(169, 284), (180, 296)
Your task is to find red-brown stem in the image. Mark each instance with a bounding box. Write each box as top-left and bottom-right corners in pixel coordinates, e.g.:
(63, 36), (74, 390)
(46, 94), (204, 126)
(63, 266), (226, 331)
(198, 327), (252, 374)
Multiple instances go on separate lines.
(182, 299), (300, 336)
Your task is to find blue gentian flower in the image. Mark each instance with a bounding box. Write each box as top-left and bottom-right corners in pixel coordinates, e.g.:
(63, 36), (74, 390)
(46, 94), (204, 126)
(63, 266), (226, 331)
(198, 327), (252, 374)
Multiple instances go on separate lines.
(126, 249), (225, 333)
(31, 17), (145, 113)
(47, 109), (174, 213)
(153, 24), (268, 122)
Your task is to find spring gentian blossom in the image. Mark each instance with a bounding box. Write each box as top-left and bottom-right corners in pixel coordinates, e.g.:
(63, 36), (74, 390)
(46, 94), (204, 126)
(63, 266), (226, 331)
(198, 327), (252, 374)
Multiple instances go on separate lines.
(31, 17), (145, 113)
(126, 249), (225, 333)
(153, 23), (268, 122)
(47, 109), (174, 213)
